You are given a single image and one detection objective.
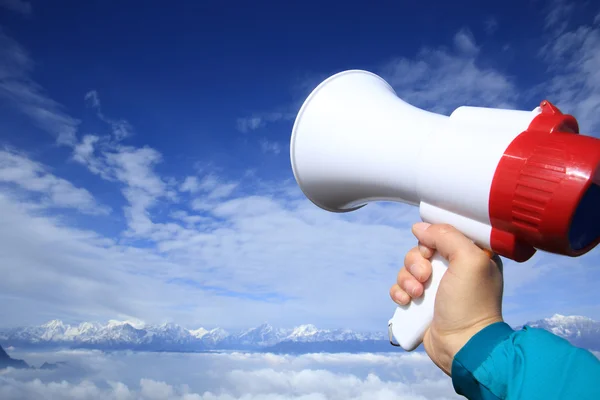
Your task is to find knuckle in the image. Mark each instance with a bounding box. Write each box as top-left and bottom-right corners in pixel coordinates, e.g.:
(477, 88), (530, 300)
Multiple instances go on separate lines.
(396, 268), (410, 284)
(403, 247), (420, 266)
(436, 223), (456, 234)
(396, 269), (405, 283)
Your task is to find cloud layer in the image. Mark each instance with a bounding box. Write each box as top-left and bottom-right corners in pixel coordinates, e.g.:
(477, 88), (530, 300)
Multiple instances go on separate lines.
(0, 350), (458, 400)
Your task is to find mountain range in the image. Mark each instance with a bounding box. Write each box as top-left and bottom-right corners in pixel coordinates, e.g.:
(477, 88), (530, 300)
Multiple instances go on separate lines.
(0, 314), (598, 353)
(0, 319), (386, 352)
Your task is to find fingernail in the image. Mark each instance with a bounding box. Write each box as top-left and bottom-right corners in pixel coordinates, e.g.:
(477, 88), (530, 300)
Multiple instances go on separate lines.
(410, 284), (420, 297)
(409, 264), (422, 280)
(413, 222), (431, 232)
(404, 280), (421, 297)
(393, 290), (408, 304)
(418, 244), (432, 258)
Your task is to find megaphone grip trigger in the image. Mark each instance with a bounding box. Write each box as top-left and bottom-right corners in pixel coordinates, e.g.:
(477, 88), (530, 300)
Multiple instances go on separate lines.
(388, 251), (448, 351)
(387, 248), (494, 351)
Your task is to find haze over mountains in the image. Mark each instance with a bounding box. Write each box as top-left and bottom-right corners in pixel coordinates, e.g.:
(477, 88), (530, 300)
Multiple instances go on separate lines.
(1, 314), (599, 354)
(0, 345), (28, 369)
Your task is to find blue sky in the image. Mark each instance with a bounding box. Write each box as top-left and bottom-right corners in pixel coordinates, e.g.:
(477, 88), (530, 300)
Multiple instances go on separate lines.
(0, 0), (599, 331)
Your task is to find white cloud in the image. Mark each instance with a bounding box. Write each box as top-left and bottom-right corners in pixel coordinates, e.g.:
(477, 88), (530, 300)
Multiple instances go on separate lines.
(484, 17), (498, 34)
(236, 112), (294, 133)
(68, 91), (181, 238)
(181, 174), (240, 216)
(537, 14), (600, 133)
(85, 90), (133, 141)
(180, 176), (200, 193)
(170, 210), (212, 225)
(0, 149), (109, 215)
(0, 0), (31, 15)
(84, 90), (101, 108)
(0, 350), (457, 400)
(379, 29), (518, 114)
(199, 175), (238, 199)
(180, 175), (237, 199)
(543, 0), (576, 34)
(72, 135), (113, 179)
(71, 127), (174, 237)
(452, 29), (479, 55)
(0, 189), (221, 328)
(259, 138), (282, 155)
(106, 146), (166, 197)
(0, 29), (78, 145)
(237, 116), (263, 133)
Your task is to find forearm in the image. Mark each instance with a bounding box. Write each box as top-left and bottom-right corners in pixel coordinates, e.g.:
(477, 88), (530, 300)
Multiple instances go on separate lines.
(451, 322), (600, 399)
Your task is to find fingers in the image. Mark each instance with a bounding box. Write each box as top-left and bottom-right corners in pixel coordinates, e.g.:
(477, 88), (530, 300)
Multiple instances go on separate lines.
(390, 247), (434, 305)
(412, 222), (484, 264)
(397, 267), (423, 298)
(403, 246), (432, 283)
(390, 272), (424, 306)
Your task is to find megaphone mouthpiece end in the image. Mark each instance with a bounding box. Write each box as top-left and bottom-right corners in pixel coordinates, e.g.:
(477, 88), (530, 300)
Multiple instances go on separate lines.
(290, 69), (392, 213)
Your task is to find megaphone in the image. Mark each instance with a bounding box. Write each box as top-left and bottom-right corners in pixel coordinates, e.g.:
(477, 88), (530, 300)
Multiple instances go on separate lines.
(290, 69), (600, 351)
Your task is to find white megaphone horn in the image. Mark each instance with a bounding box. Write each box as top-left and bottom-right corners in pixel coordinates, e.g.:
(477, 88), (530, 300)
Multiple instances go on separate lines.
(290, 69), (600, 351)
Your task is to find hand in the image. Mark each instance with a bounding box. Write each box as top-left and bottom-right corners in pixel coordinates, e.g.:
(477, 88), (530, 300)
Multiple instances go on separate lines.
(389, 222), (504, 375)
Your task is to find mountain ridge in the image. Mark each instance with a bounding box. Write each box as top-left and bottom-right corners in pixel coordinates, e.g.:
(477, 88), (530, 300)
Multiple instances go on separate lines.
(1, 314), (598, 353)
(0, 319), (386, 352)
(0, 344), (28, 369)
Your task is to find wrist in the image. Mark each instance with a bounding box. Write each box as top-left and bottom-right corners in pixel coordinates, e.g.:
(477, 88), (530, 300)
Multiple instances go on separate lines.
(437, 315), (505, 375)
(450, 320), (515, 397)
(454, 315), (505, 358)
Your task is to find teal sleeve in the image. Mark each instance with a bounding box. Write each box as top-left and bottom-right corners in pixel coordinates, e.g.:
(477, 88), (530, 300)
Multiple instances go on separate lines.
(451, 321), (600, 399)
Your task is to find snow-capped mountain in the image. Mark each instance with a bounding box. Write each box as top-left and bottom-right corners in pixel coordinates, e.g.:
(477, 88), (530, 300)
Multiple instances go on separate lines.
(231, 323), (287, 347)
(0, 319), (385, 352)
(524, 314), (600, 350)
(188, 327), (208, 339)
(1, 314), (598, 353)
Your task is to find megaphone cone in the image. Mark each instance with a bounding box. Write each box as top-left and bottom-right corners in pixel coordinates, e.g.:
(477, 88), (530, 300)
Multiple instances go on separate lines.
(291, 70), (447, 212)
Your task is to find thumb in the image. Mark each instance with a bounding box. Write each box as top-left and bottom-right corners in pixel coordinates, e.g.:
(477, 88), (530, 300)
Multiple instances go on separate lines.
(412, 222), (485, 265)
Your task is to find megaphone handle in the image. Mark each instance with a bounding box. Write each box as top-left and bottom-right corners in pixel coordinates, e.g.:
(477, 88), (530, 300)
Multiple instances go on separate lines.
(387, 251), (448, 351)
